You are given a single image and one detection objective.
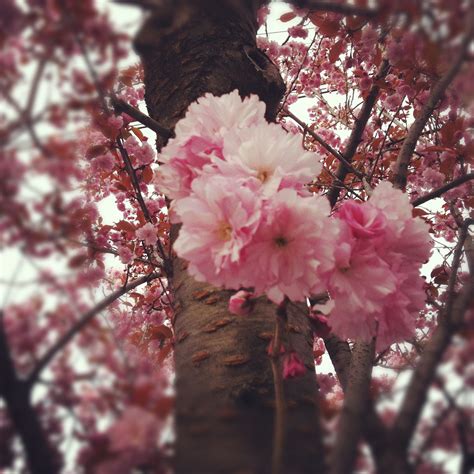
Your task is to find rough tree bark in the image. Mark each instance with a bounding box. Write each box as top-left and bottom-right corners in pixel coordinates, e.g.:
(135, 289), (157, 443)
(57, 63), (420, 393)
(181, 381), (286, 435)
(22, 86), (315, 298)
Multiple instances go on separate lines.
(134, 1), (325, 472)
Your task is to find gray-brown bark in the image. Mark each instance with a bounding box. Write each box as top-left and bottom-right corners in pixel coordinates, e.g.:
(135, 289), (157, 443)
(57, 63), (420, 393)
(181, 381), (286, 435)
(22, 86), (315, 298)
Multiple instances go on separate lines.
(134, 2), (325, 472)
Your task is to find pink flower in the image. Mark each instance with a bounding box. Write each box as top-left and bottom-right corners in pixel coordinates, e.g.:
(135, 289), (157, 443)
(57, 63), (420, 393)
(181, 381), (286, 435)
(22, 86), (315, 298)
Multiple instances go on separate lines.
(370, 182), (432, 261)
(155, 136), (223, 199)
(107, 114), (124, 130)
(91, 153), (115, 173)
(108, 406), (158, 454)
(327, 183), (432, 350)
(218, 122), (322, 196)
(228, 290), (255, 316)
(283, 352), (306, 379)
(337, 200), (386, 239)
(173, 175), (262, 289)
(117, 246), (133, 264)
(135, 223), (158, 246)
(328, 233), (398, 339)
(288, 25), (309, 39)
(244, 190), (338, 303)
(174, 90), (266, 141)
(384, 93), (403, 111)
(124, 136), (154, 166)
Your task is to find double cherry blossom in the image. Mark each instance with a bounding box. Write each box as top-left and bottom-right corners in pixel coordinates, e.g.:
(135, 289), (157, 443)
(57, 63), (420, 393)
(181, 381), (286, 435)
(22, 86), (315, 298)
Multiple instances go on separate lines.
(155, 91), (432, 350)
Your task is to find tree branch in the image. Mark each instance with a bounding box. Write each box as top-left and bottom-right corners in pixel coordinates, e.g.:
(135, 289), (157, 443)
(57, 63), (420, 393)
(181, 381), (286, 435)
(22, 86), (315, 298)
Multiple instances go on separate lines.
(329, 340), (375, 474)
(0, 315), (59, 473)
(327, 59), (390, 207)
(26, 273), (158, 386)
(392, 7), (474, 189)
(291, 1), (379, 18)
(411, 173), (474, 207)
(284, 109), (365, 179)
(111, 96), (172, 139)
(390, 221), (474, 452)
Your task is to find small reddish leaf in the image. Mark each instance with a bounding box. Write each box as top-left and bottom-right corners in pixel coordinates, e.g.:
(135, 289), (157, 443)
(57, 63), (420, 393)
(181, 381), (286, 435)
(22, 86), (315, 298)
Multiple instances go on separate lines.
(150, 325), (173, 340)
(131, 126), (145, 141)
(141, 166), (154, 183)
(68, 254), (88, 268)
(85, 144), (108, 160)
(328, 40), (345, 63)
(116, 220), (135, 233)
(280, 11), (297, 22)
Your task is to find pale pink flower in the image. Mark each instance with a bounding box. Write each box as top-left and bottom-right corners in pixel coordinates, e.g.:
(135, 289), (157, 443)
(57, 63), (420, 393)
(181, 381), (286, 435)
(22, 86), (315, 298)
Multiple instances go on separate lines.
(369, 181), (412, 238)
(174, 90), (267, 141)
(91, 153), (115, 173)
(370, 182), (432, 261)
(173, 175), (262, 288)
(244, 190), (338, 303)
(107, 114), (124, 130)
(108, 406), (158, 454)
(228, 290), (255, 316)
(155, 136), (223, 199)
(384, 93), (403, 111)
(124, 136), (154, 166)
(288, 25), (309, 39)
(117, 246), (133, 265)
(283, 352), (307, 379)
(218, 123), (322, 196)
(135, 222), (158, 246)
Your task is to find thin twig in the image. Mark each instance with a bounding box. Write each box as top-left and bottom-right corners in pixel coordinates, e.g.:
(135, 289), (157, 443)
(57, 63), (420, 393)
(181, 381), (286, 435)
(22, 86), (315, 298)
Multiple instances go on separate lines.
(111, 96), (172, 139)
(293, 0), (379, 18)
(392, 5), (474, 189)
(390, 220), (474, 453)
(284, 109), (365, 179)
(411, 173), (474, 207)
(26, 273), (159, 386)
(327, 59), (390, 207)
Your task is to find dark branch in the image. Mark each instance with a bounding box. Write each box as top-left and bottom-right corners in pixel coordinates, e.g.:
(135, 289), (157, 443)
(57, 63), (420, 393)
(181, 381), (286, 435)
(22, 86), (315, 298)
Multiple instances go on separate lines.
(292, 1), (379, 17)
(111, 96), (172, 140)
(26, 273), (159, 386)
(411, 173), (474, 207)
(330, 341), (375, 474)
(284, 109), (365, 179)
(0, 315), (59, 473)
(327, 59), (390, 207)
(390, 221), (474, 452)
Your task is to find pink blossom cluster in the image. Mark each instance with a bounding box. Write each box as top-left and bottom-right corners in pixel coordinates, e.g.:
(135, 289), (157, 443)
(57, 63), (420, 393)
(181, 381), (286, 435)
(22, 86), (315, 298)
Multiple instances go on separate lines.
(329, 182), (432, 350)
(155, 92), (432, 350)
(155, 91), (335, 303)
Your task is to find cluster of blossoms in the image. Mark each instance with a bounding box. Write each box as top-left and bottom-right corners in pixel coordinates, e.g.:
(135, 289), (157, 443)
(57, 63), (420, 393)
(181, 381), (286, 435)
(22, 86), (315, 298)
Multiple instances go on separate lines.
(328, 182), (432, 351)
(154, 92), (432, 350)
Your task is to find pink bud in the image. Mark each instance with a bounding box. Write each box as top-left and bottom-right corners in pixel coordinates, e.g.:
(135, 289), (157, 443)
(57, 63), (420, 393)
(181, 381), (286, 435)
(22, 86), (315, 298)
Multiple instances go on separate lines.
(283, 352), (306, 379)
(228, 290), (254, 316)
(309, 311), (331, 338)
(267, 340), (286, 357)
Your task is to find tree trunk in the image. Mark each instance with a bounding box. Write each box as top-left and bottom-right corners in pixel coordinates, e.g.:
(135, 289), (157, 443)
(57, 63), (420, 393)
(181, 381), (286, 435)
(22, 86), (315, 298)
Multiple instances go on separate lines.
(135, 2), (325, 472)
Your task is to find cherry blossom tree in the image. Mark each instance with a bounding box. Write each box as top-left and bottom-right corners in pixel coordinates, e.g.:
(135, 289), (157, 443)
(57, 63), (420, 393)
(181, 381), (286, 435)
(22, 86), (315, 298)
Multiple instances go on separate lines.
(1, 0), (473, 473)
